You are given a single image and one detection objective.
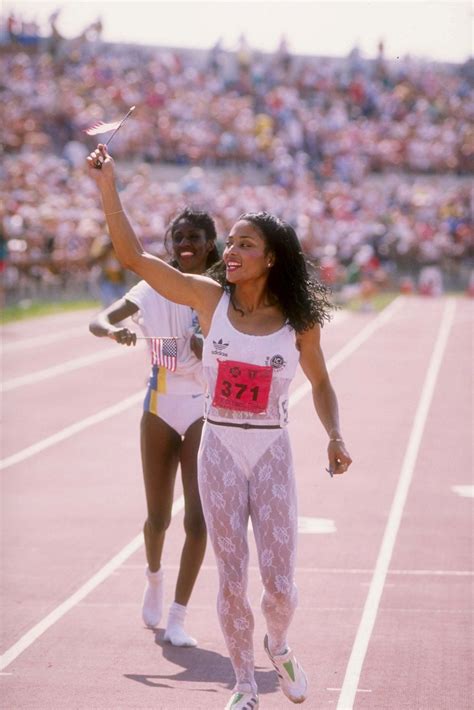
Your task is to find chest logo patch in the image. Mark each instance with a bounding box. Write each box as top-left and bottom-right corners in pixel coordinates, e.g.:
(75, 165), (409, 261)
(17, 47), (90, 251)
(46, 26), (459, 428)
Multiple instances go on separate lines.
(268, 354), (286, 371)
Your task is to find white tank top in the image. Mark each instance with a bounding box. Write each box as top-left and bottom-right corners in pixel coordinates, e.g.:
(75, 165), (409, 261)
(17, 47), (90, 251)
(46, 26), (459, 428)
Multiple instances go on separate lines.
(202, 291), (300, 427)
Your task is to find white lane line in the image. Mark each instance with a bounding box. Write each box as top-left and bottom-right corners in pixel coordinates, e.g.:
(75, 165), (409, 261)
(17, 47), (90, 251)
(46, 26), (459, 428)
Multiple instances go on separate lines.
(297, 516), (336, 534)
(336, 298), (456, 710)
(0, 298), (400, 668)
(387, 569), (473, 576)
(247, 516), (336, 534)
(139, 564), (474, 577)
(0, 310), (347, 391)
(330, 310), (349, 325)
(1, 325), (89, 353)
(123, 564), (473, 576)
(329, 688), (372, 693)
(451, 485), (474, 498)
(290, 296), (403, 406)
(1, 301), (400, 472)
(0, 391), (144, 470)
(1, 311), (349, 392)
(1, 346), (137, 393)
(0, 498), (184, 671)
(0, 310), (343, 355)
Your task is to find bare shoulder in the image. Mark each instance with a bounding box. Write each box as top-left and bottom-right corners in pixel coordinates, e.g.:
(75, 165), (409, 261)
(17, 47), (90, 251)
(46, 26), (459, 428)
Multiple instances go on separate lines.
(295, 323), (321, 352)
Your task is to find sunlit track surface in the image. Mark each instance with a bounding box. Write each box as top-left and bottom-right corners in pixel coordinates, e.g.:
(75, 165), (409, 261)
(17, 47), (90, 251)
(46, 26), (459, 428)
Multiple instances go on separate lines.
(1, 297), (472, 709)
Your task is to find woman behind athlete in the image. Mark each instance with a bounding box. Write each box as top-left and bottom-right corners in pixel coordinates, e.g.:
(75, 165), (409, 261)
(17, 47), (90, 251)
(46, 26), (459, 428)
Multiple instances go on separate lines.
(87, 143), (352, 709)
(89, 207), (219, 647)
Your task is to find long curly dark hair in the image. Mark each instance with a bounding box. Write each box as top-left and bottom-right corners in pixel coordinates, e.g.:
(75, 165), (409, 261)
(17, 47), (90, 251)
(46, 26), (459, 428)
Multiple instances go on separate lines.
(166, 207), (219, 269)
(208, 211), (333, 332)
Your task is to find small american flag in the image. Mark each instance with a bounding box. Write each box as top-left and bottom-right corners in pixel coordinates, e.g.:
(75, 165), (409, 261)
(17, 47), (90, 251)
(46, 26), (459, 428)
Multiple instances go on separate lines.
(150, 337), (178, 372)
(84, 119), (123, 136)
(85, 106), (135, 137)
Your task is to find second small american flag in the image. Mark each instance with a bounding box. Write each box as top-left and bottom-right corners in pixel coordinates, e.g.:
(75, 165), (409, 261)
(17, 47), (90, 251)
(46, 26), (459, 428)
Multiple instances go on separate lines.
(150, 337), (178, 372)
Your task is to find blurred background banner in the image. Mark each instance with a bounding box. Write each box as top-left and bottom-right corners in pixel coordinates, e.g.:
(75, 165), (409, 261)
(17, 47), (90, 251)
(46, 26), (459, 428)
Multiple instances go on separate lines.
(1, 0), (472, 310)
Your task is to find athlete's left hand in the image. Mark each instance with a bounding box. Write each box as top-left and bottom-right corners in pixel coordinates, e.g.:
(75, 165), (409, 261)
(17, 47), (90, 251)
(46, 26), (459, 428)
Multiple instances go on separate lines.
(327, 440), (352, 476)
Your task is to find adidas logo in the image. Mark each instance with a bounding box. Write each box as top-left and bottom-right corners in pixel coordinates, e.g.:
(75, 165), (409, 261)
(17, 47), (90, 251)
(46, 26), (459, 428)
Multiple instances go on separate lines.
(212, 338), (229, 356)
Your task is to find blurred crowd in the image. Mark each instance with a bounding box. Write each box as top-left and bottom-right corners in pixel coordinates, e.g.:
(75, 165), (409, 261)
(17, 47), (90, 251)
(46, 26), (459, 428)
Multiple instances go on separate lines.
(1, 11), (473, 305)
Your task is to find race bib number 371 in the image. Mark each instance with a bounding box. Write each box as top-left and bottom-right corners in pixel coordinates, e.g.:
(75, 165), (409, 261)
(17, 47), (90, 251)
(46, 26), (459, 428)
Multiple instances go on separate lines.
(212, 359), (273, 414)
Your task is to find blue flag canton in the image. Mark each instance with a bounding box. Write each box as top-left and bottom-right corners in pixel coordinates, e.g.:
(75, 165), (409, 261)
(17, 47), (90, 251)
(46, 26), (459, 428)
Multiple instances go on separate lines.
(162, 338), (177, 357)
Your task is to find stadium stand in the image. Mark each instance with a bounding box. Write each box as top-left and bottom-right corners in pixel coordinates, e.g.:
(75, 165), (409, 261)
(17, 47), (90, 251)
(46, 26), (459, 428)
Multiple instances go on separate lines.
(1, 12), (472, 305)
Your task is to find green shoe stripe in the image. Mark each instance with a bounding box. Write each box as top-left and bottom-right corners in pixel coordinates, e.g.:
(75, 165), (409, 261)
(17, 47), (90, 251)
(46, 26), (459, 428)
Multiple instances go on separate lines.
(230, 694), (243, 707)
(283, 659), (295, 682)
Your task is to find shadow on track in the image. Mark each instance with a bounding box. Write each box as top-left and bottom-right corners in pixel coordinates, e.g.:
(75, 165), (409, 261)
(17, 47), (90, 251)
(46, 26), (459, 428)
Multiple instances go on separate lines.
(124, 628), (279, 696)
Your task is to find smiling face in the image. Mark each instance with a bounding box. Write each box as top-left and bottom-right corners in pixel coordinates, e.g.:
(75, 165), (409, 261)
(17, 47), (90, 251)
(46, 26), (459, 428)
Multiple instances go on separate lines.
(223, 219), (274, 284)
(171, 219), (213, 274)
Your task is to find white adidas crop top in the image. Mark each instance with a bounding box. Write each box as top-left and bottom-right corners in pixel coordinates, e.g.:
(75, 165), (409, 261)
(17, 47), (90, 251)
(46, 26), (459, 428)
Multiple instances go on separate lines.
(202, 291), (300, 427)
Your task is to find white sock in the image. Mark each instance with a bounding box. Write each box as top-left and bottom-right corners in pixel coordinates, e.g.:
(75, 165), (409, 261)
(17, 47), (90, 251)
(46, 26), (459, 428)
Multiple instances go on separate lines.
(164, 602), (197, 647)
(141, 567), (163, 628)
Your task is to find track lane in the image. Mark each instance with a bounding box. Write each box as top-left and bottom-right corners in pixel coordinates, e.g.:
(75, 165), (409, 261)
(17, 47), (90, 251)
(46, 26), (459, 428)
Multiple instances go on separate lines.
(287, 297), (470, 710)
(0, 310), (359, 461)
(0, 308), (371, 656)
(2, 298), (471, 709)
(1, 307), (381, 691)
(353, 297), (472, 710)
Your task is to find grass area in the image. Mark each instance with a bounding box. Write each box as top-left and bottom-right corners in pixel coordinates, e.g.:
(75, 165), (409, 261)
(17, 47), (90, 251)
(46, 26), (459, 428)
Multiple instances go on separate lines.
(3, 289), (463, 324)
(340, 291), (399, 313)
(1, 299), (100, 324)
(1, 292), (398, 325)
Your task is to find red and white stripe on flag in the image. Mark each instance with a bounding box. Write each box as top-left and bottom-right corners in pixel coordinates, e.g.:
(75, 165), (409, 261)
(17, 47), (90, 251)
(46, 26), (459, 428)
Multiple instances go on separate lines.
(84, 119), (122, 136)
(150, 337), (178, 372)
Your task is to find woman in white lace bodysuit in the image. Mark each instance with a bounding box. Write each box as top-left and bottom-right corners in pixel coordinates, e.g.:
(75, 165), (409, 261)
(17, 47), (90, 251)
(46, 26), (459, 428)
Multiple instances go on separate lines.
(87, 143), (353, 710)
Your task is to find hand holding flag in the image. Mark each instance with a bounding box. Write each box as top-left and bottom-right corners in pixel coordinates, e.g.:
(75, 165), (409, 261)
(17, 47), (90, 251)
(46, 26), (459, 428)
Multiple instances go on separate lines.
(85, 106), (136, 168)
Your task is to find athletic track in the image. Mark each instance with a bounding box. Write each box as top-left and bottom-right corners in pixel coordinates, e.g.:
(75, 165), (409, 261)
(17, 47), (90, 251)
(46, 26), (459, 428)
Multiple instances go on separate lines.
(1, 295), (472, 710)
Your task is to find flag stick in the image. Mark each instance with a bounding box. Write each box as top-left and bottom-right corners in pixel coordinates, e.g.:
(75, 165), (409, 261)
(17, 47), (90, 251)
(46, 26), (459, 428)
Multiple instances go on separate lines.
(94, 105), (136, 168)
(104, 105), (136, 148)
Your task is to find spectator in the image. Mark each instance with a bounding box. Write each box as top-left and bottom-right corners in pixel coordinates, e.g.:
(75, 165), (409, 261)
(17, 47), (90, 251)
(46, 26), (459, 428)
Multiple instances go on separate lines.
(0, 14), (472, 302)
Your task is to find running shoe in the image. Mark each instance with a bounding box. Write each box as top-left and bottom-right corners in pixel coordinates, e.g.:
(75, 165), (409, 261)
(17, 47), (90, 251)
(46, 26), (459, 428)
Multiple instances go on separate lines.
(264, 634), (308, 703)
(224, 691), (259, 709)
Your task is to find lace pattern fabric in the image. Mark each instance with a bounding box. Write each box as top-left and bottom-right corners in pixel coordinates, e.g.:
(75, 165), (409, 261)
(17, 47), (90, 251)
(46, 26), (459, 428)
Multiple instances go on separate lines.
(198, 424), (298, 693)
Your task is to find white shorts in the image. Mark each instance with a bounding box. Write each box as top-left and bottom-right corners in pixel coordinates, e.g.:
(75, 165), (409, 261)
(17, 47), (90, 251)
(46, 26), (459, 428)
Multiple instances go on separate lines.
(144, 387), (204, 436)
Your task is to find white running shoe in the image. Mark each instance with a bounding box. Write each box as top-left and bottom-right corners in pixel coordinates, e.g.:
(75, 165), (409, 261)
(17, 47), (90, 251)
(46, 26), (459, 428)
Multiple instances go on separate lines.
(224, 691), (259, 709)
(141, 567), (163, 628)
(264, 634), (308, 703)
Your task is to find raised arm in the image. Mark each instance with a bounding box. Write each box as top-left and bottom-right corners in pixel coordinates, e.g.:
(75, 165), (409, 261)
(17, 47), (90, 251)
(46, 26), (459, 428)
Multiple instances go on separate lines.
(86, 144), (222, 327)
(297, 324), (352, 476)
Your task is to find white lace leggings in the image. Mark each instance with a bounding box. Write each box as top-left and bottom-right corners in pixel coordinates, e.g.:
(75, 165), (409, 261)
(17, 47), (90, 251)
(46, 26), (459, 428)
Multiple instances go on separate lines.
(198, 423), (298, 694)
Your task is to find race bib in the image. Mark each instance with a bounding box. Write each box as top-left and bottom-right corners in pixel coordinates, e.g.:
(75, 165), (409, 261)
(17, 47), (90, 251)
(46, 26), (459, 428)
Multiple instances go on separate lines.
(212, 359), (273, 413)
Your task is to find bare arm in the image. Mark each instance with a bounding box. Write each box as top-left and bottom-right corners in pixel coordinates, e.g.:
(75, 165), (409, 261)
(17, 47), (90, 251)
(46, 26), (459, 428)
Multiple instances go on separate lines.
(89, 297), (139, 346)
(297, 324), (352, 476)
(86, 144), (222, 327)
